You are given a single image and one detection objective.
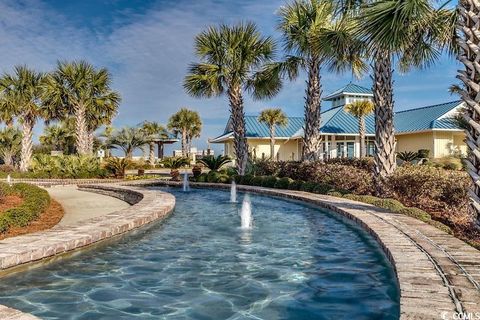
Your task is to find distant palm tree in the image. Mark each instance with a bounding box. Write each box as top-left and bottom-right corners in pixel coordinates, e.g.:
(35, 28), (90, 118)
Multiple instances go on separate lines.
(141, 121), (168, 166)
(355, 0), (454, 193)
(0, 127), (22, 166)
(184, 22), (281, 175)
(39, 124), (74, 153)
(167, 108), (202, 157)
(0, 66), (45, 171)
(107, 127), (147, 159)
(345, 100), (374, 158)
(275, 0), (366, 161)
(258, 108), (288, 160)
(42, 60), (121, 155)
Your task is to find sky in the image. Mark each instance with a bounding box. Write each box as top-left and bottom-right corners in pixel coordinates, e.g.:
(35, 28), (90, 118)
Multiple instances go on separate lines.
(0, 0), (460, 155)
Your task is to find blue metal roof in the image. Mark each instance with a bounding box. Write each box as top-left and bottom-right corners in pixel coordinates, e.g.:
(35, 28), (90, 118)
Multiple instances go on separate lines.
(324, 83), (373, 100)
(214, 100), (463, 141)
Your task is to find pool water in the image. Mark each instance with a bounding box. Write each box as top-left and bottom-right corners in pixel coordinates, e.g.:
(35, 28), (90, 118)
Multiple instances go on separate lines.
(0, 187), (399, 319)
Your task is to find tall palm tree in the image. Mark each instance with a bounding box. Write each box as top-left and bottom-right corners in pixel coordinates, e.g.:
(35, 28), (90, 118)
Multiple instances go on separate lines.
(456, 1), (480, 218)
(141, 121), (168, 166)
(356, 0), (454, 194)
(0, 66), (45, 171)
(107, 127), (147, 159)
(275, 0), (366, 161)
(42, 60), (121, 156)
(258, 108), (288, 160)
(0, 127), (22, 166)
(184, 22), (281, 175)
(345, 100), (374, 158)
(167, 108), (202, 157)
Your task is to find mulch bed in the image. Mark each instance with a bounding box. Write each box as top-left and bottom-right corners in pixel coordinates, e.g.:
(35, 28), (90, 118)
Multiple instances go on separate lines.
(0, 199), (64, 240)
(0, 195), (23, 213)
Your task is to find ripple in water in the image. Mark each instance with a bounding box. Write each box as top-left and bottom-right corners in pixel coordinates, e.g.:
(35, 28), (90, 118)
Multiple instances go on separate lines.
(0, 187), (400, 319)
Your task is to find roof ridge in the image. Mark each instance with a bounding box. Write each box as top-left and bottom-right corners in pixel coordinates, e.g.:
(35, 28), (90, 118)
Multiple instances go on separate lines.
(395, 100), (462, 114)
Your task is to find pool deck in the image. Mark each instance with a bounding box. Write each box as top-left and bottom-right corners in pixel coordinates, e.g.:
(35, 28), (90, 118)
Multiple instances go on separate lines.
(0, 179), (478, 319)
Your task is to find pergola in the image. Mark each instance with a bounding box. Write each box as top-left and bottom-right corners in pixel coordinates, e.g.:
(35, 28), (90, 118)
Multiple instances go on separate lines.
(151, 134), (179, 159)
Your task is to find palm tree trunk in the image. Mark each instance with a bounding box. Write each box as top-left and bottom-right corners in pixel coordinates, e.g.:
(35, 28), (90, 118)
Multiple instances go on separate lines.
(359, 116), (366, 158)
(19, 116), (34, 172)
(75, 103), (90, 155)
(302, 56), (322, 161)
(457, 0), (480, 220)
(270, 126), (275, 161)
(87, 131), (95, 155)
(3, 152), (13, 167)
(149, 142), (155, 166)
(372, 52), (396, 195)
(228, 85), (248, 175)
(181, 128), (187, 157)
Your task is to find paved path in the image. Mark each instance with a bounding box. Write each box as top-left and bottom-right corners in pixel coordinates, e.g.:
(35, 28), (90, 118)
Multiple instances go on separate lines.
(46, 185), (130, 226)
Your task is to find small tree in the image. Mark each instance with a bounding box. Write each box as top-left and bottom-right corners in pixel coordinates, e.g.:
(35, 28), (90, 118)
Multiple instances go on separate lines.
(258, 108), (288, 160)
(107, 127), (147, 159)
(0, 127), (22, 166)
(141, 121), (168, 166)
(167, 108), (202, 157)
(344, 100), (374, 158)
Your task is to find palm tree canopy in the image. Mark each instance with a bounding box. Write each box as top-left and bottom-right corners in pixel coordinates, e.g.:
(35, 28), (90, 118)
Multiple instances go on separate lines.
(161, 157), (190, 169)
(39, 124), (74, 150)
(0, 127), (22, 153)
(275, 0), (367, 78)
(355, 0), (456, 71)
(258, 108), (288, 128)
(344, 99), (374, 118)
(198, 155), (232, 171)
(107, 127), (148, 154)
(184, 22), (281, 99)
(0, 65), (45, 121)
(42, 60), (121, 129)
(167, 108), (202, 139)
(141, 121), (168, 140)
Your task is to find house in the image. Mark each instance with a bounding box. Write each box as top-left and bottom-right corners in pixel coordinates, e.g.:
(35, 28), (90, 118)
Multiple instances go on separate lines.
(210, 83), (467, 160)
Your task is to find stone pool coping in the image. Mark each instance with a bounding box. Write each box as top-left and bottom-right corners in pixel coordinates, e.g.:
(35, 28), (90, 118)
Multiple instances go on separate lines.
(128, 179), (480, 320)
(0, 183), (175, 319)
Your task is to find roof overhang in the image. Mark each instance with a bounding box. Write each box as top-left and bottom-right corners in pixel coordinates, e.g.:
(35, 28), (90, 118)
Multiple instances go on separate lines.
(324, 92), (373, 101)
(395, 128), (465, 136)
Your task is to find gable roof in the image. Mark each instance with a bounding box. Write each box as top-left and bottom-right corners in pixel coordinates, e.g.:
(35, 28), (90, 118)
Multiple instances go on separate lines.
(211, 100), (464, 142)
(324, 83), (373, 100)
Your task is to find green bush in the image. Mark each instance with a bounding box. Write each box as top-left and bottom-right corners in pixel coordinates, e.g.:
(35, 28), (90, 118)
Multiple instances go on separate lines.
(288, 180), (305, 190)
(216, 174), (230, 183)
(0, 183), (51, 234)
(313, 183), (334, 195)
(30, 155), (107, 179)
(206, 171), (220, 183)
(274, 177), (293, 189)
(104, 157), (131, 178)
(399, 207), (431, 221)
(371, 198), (405, 212)
(300, 181), (317, 192)
(251, 176), (265, 186)
(196, 173), (208, 182)
(239, 174), (254, 185)
(261, 176), (278, 188)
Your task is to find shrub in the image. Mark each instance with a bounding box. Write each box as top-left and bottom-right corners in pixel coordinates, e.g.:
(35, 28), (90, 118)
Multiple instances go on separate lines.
(239, 174), (254, 185)
(192, 165), (202, 178)
(217, 174), (230, 183)
(313, 183), (334, 195)
(206, 171), (220, 183)
(104, 157), (132, 178)
(417, 149), (430, 158)
(324, 157), (374, 170)
(399, 207), (431, 221)
(261, 176), (278, 188)
(288, 180), (304, 190)
(198, 155), (232, 171)
(196, 173), (208, 182)
(31, 155), (106, 179)
(300, 181), (317, 192)
(251, 176), (265, 186)
(274, 177), (293, 189)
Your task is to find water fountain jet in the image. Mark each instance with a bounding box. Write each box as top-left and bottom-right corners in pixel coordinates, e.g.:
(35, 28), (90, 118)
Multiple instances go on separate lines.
(230, 181), (237, 203)
(240, 194), (252, 229)
(183, 171), (189, 192)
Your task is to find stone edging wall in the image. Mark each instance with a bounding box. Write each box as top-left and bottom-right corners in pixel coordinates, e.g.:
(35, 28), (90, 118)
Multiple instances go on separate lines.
(0, 183), (176, 319)
(129, 180), (480, 320)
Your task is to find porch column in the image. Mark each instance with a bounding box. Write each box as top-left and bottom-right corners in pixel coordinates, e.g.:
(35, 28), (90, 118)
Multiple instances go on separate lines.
(157, 142), (164, 159)
(319, 136), (324, 160)
(354, 136), (360, 158)
(331, 135), (337, 158)
(324, 135), (329, 160)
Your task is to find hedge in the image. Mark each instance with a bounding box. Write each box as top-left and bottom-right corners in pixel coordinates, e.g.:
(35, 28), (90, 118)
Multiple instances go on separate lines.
(0, 182), (51, 234)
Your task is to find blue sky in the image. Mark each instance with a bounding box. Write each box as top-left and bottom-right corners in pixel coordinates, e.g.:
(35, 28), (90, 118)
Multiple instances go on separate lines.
(0, 0), (459, 154)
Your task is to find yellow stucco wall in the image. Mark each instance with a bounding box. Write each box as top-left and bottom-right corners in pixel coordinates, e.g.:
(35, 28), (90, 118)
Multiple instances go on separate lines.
(396, 131), (466, 158)
(434, 131), (467, 157)
(224, 139), (301, 161)
(396, 132), (434, 156)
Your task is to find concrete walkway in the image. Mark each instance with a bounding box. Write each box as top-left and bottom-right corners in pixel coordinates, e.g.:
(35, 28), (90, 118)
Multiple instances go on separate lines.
(46, 185), (130, 226)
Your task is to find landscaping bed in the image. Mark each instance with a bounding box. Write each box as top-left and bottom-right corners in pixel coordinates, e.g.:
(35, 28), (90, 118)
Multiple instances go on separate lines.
(0, 183), (62, 238)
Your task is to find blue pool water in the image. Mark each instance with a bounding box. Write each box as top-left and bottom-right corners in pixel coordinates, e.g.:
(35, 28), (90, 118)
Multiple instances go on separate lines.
(0, 187), (399, 319)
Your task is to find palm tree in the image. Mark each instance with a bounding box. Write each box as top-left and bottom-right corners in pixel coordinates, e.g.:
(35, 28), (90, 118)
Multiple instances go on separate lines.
(456, 0), (480, 218)
(0, 98), (16, 128)
(356, 0), (454, 194)
(275, 0), (366, 161)
(141, 121), (168, 166)
(39, 124), (74, 154)
(0, 127), (22, 166)
(167, 108), (202, 157)
(184, 22), (281, 175)
(107, 127), (147, 159)
(344, 100), (374, 158)
(198, 155), (232, 171)
(42, 60), (121, 156)
(0, 66), (45, 171)
(258, 108), (288, 160)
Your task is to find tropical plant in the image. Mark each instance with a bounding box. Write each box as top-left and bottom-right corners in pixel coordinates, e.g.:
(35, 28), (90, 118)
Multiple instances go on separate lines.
(141, 121), (168, 166)
(42, 60), (121, 155)
(456, 1), (480, 219)
(0, 127), (22, 166)
(31, 154), (105, 178)
(344, 100), (374, 158)
(274, 0), (366, 161)
(184, 22), (281, 175)
(355, 0), (455, 194)
(104, 157), (132, 178)
(0, 66), (46, 172)
(397, 151), (419, 163)
(107, 127), (147, 159)
(258, 108), (288, 160)
(167, 108), (202, 157)
(198, 155), (232, 171)
(39, 124), (74, 154)
(161, 156), (190, 181)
